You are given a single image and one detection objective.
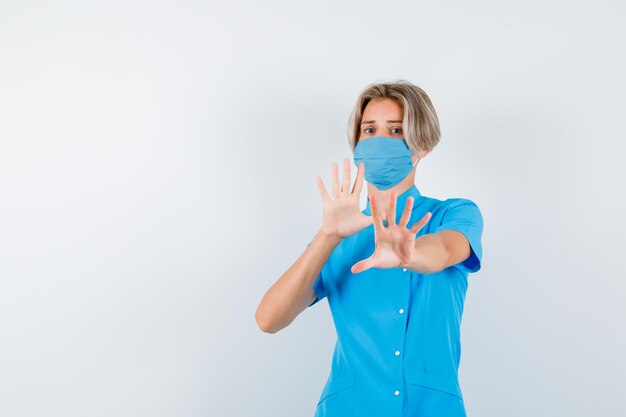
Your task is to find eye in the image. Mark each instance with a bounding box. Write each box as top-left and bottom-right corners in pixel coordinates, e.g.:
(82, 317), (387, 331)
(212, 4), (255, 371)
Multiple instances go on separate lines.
(363, 127), (373, 134)
(391, 127), (402, 134)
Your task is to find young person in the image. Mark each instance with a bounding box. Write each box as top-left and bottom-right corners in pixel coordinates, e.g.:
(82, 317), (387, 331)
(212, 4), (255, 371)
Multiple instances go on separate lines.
(256, 80), (484, 417)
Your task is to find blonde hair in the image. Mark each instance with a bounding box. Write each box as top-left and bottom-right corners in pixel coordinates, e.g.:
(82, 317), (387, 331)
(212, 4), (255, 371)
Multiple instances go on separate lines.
(347, 80), (441, 154)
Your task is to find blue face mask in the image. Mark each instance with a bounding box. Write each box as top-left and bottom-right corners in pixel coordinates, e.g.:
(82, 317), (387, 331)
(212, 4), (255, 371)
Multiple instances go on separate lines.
(353, 136), (420, 190)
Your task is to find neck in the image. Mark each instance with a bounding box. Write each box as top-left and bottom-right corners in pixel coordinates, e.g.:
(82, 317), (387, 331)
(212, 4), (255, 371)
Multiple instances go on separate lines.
(366, 173), (417, 221)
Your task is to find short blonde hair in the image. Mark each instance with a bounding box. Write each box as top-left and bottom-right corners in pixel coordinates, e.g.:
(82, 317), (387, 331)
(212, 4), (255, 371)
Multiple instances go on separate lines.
(347, 80), (441, 154)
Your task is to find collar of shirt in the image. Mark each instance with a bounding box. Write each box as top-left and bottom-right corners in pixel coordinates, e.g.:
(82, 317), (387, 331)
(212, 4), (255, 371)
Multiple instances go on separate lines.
(363, 184), (423, 218)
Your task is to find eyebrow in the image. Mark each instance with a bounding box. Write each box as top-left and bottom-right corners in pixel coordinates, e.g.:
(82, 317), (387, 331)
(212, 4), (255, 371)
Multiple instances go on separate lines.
(361, 120), (403, 125)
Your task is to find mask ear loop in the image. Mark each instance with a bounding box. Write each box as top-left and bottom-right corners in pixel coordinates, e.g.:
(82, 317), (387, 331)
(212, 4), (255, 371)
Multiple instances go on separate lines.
(412, 156), (421, 168)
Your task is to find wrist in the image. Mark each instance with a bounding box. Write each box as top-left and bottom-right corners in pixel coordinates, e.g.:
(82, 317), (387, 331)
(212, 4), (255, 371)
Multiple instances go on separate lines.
(400, 239), (422, 272)
(318, 227), (343, 246)
(399, 258), (414, 271)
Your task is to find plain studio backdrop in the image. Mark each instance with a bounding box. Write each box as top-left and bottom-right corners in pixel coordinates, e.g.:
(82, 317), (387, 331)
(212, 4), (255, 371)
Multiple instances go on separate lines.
(1, 1), (625, 416)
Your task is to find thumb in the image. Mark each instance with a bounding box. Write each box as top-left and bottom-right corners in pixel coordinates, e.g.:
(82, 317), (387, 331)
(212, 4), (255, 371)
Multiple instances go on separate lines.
(361, 214), (374, 229)
(351, 257), (375, 274)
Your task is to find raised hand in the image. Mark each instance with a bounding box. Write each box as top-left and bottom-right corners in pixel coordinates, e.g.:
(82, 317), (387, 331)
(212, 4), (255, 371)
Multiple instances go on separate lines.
(351, 191), (431, 274)
(317, 159), (373, 238)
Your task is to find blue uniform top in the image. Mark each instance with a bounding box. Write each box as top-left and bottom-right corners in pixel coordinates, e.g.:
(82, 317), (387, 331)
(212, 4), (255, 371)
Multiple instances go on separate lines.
(307, 184), (484, 417)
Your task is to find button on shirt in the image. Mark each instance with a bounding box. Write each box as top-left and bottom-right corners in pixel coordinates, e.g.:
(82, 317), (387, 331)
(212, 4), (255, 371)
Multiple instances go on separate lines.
(307, 184), (484, 417)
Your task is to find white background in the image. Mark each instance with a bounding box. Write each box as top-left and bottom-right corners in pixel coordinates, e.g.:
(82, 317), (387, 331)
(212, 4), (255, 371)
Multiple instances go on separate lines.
(1, 1), (625, 416)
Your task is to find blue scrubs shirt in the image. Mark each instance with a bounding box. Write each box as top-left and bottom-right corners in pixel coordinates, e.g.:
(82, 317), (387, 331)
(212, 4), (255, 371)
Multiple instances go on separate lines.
(307, 184), (484, 417)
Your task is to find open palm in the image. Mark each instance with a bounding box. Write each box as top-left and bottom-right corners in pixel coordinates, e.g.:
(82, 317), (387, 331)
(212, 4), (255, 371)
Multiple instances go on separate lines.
(351, 191), (431, 274)
(317, 159), (373, 238)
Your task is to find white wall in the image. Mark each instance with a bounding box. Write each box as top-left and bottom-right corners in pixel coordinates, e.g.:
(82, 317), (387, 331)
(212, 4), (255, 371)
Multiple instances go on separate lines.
(1, 1), (624, 416)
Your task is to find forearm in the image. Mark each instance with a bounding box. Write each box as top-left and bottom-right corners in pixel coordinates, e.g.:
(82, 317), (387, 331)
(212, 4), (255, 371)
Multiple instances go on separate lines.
(400, 233), (449, 274)
(255, 227), (342, 333)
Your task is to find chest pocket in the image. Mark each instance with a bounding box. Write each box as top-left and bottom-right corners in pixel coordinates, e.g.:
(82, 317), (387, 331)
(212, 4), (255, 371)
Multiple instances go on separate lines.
(315, 370), (355, 417)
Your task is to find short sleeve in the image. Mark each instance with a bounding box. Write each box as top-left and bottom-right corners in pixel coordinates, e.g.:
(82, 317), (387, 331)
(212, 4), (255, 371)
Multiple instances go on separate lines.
(306, 239), (327, 307)
(433, 198), (484, 273)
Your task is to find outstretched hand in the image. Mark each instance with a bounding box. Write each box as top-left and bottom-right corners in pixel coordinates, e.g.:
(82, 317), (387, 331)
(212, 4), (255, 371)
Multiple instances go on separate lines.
(351, 191), (431, 274)
(317, 159), (373, 238)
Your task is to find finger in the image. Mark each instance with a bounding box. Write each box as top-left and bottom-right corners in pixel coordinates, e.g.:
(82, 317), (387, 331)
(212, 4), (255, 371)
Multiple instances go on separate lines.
(388, 191), (397, 226)
(398, 196), (414, 228)
(370, 193), (385, 231)
(351, 257), (375, 274)
(342, 158), (350, 193)
(409, 211), (432, 234)
(316, 177), (331, 204)
(331, 162), (339, 196)
(351, 162), (365, 195)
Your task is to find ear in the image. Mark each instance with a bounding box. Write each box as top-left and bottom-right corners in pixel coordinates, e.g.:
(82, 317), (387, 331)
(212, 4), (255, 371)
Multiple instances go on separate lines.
(412, 150), (429, 164)
(417, 149), (430, 159)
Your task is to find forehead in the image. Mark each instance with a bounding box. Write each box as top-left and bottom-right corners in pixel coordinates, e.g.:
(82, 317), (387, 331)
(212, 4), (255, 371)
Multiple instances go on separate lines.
(362, 98), (403, 121)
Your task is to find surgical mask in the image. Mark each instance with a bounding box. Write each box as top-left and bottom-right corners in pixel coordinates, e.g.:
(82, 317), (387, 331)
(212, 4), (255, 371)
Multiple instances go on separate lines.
(353, 136), (420, 190)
